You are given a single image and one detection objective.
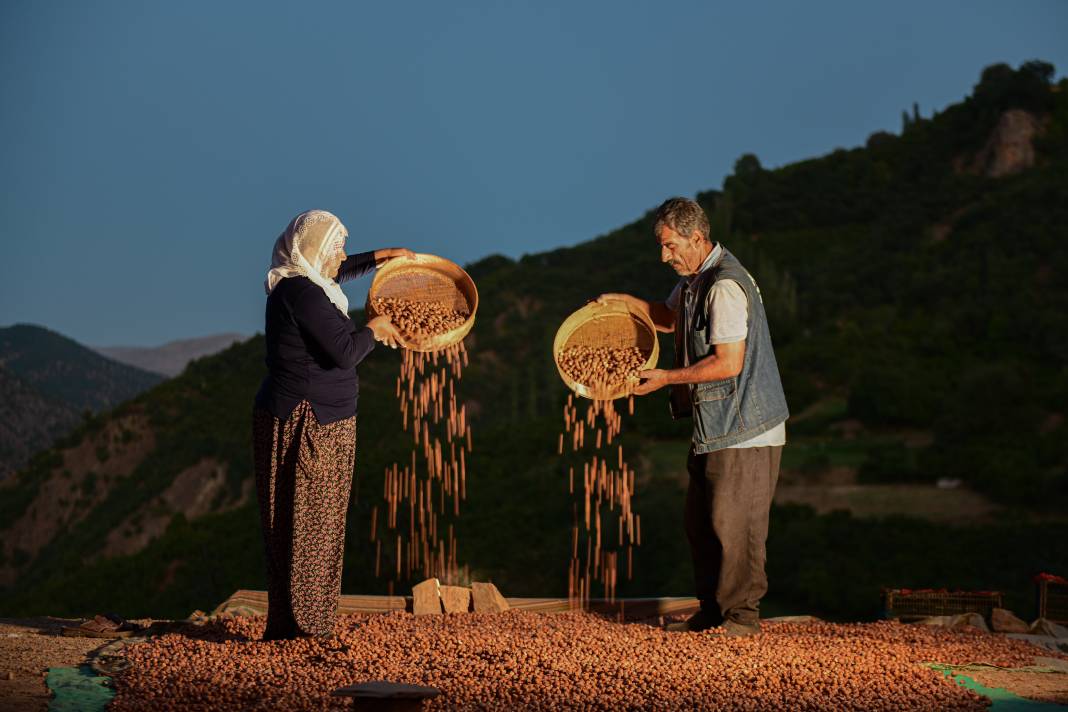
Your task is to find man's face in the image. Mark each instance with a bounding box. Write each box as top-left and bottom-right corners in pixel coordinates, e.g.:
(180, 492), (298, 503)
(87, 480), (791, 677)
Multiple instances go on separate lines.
(657, 225), (709, 276)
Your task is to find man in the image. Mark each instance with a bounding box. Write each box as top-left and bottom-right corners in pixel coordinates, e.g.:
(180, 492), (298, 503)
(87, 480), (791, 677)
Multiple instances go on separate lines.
(599, 197), (788, 636)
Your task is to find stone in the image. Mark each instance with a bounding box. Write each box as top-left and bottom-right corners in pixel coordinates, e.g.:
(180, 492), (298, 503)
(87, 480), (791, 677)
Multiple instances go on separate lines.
(991, 607), (1029, 634)
(411, 578), (441, 616)
(439, 586), (471, 614)
(1029, 618), (1068, 638)
(470, 582), (509, 613)
(958, 109), (1043, 178)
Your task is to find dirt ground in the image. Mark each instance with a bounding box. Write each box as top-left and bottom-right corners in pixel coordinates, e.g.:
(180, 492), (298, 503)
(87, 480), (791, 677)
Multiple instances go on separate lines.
(0, 617), (108, 712)
(958, 665), (1068, 705)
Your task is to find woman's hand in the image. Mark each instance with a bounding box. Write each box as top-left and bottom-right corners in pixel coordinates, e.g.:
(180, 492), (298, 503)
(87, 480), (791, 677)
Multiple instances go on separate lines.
(368, 315), (405, 349)
(375, 247), (417, 263)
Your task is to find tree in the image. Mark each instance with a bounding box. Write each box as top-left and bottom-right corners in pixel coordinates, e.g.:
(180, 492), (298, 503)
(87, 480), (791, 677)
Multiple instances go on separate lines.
(733, 153), (763, 180)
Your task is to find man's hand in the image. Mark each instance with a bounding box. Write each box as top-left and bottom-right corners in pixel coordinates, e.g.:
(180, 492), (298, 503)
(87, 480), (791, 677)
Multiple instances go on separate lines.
(367, 315), (406, 349)
(594, 293), (632, 306)
(633, 368), (672, 395)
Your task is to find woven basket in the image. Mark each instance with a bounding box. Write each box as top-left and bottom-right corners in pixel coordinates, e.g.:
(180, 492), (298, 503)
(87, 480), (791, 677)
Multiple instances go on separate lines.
(365, 253), (478, 352)
(553, 299), (659, 400)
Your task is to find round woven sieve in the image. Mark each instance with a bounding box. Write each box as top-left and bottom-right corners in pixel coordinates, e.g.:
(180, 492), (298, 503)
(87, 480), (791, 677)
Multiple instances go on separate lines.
(366, 253), (478, 352)
(553, 299), (660, 400)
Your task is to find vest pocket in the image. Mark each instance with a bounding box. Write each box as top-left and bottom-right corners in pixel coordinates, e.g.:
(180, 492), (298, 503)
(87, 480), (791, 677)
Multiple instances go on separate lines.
(692, 378), (743, 443)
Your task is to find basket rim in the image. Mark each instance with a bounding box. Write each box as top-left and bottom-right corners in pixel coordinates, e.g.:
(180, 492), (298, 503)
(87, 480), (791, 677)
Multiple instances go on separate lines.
(552, 298), (659, 401)
(365, 252), (478, 353)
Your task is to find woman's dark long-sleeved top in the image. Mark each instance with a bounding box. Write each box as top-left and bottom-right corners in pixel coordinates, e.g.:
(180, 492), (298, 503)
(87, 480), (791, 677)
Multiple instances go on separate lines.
(255, 252), (378, 423)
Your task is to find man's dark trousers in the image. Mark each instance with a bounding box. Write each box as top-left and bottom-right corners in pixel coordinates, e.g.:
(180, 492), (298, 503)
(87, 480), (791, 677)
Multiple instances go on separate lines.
(685, 445), (783, 626)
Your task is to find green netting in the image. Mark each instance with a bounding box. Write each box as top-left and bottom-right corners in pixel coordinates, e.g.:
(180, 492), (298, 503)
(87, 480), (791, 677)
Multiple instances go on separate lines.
(46, 665), (114, 712)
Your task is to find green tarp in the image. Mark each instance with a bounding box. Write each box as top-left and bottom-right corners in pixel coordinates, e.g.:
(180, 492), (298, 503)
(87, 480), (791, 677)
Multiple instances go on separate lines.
(930, 664), (1068, 711)
(46, 665), (114, 712)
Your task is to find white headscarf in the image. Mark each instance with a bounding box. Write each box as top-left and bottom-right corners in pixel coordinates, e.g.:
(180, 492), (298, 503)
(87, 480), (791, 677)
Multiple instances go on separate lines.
(265, 210), (350, 315)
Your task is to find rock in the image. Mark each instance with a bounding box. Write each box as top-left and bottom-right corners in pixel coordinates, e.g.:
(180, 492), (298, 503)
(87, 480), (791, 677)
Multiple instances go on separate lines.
(411, 578), (442, 615)
(440, 586), (471, 614)
(1029, 618), (1068, 638)
(471, 582), (509, 613)
(958, 109), (1043, 177)
(991, 607), (1029, 634)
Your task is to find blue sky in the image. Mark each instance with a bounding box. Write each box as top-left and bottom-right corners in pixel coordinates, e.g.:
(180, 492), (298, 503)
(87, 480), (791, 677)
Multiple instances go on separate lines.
(2, 0), (1066, 346)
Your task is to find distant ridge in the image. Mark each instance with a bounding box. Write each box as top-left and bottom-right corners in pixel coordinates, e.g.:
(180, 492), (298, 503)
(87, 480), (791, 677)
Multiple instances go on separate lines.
(0, 324), (163, 479)
(95, 333), (247, 377)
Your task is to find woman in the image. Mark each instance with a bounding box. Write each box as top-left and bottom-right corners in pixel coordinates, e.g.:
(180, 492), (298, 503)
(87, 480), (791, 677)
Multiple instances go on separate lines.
(253, 209), (409, 641)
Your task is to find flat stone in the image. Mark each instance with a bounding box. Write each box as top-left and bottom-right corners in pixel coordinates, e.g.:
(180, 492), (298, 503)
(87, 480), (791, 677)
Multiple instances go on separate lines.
(470, 582), (509, 613)
(991, 607), (1029, 634)
(411, 578), (441, 616)
(439, 586), (471, 614)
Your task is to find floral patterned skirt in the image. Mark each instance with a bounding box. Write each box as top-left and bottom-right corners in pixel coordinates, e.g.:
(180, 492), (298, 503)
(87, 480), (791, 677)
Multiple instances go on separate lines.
(252, 400), (356, 640)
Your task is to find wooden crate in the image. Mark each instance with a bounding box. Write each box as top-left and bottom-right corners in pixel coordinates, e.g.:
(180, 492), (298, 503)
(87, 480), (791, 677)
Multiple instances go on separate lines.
(882, 588), (1003, 621)
(1036, 574), (1068, 624)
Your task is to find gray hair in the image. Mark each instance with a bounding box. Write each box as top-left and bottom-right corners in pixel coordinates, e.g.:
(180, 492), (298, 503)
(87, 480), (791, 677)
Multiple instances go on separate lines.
(653, 197), (710, 241)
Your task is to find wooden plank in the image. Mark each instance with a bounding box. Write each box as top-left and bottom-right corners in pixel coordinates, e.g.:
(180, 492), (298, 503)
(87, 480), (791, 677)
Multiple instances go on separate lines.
(213, 590), (698, 621)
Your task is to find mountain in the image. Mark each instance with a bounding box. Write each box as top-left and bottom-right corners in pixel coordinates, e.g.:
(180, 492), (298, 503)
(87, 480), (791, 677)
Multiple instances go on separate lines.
(0, 61), (1065, 621)
(0, 324), (164, 480)
(95, 333), (248, 377)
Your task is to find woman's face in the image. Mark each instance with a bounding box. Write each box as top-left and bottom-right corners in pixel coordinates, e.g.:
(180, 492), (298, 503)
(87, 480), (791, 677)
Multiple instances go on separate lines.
(322, 241), (346, 279)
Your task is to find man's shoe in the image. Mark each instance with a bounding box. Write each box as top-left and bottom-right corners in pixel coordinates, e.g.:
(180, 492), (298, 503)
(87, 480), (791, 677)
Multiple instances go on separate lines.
(719, 619), (761, 637)
(664, 609), (723, 633)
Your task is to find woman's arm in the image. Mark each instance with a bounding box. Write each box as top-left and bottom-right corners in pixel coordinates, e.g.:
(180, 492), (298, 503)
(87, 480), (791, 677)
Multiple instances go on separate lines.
(336, 248), (416, 284)
(292, 287), (376, 369)
(336, 251), (377, 284)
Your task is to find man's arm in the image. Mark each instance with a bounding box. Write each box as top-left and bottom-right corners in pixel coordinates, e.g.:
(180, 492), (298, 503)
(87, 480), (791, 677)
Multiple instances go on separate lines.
(632, 340), (745, 395)
(597, 293), (676, 332)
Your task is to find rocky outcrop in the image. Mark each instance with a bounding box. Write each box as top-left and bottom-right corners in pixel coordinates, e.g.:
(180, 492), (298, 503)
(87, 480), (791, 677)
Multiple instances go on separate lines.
(959, 109), (1045, 177)
(100, 459), (251, 559)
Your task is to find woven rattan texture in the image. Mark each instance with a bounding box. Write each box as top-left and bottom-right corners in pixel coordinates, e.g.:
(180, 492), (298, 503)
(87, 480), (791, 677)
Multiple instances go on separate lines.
(553, 301), (659, 400)
(366, 254), (478, 352)
(563, 314), (656, 354)
(374, 271), (471, 313)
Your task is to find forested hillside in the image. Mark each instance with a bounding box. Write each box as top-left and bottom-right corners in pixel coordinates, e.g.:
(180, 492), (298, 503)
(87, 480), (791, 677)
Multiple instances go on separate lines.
(1, 61), (1065, 621)
(0, 324), (163, 480)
